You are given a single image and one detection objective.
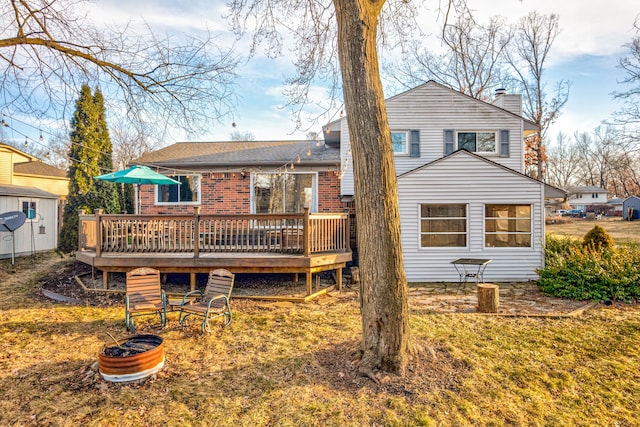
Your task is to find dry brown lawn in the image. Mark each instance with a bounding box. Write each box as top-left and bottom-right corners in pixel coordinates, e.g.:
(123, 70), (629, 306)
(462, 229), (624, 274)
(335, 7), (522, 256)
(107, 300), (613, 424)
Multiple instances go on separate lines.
(1, 252), (639, 426)
(546, 217), (640, 243)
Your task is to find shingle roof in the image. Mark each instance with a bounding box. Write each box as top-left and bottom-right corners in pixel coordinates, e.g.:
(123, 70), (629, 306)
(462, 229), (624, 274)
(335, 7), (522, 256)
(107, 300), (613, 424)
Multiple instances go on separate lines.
(568, 185), (608, 193)
(133, 141), (339, 167)
(0, 184), (58, 199)
(13, 161), (67, 178)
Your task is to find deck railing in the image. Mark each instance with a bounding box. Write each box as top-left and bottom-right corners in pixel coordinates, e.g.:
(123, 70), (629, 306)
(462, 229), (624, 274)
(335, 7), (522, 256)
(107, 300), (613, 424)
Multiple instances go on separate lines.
(78, 208), (350, 256)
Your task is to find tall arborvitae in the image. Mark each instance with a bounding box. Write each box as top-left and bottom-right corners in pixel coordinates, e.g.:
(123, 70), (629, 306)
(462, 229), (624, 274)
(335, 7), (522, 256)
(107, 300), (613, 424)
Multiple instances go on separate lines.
(58, 85), (121, 252)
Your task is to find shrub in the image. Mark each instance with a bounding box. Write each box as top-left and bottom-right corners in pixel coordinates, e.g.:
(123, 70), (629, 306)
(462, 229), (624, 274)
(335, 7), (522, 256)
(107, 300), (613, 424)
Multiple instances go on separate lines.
(582, 225), (615, 251)
(538, 235), (640, 302)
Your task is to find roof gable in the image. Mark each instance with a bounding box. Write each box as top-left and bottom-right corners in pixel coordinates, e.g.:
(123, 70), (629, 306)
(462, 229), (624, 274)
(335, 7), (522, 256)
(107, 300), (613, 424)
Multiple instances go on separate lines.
(398, 149), (566, 198)
(385, 80), (538, 130)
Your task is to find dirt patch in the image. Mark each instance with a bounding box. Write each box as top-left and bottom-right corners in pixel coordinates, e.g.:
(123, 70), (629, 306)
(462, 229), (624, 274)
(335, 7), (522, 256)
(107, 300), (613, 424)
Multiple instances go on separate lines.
(38, 260), (340, 306)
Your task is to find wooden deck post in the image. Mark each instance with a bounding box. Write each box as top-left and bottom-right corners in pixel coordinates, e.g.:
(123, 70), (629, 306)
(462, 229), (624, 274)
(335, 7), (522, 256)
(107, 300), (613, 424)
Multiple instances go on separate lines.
(303, 207), (310, 257)
(193, 206), (200, 258)
(190, 272), (196, 291)
(305, 272), (312, 295)
(95, 209), (103, 257)
(477, 284), (499, 313)
(335, 267), (342, 290)
(78, 209), (85, 251)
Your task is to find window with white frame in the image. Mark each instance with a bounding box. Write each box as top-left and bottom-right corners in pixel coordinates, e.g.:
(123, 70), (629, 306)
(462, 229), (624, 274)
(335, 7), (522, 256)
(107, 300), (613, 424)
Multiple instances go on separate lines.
(457, 131), (496, 153)
(485, 204), (531, 247)
(253, 172), (316, 214)
(391, 131), (409, 154)
(419, 204), (467, 247)
(156, 175), (200, 204)
(21, 200), (37, 220)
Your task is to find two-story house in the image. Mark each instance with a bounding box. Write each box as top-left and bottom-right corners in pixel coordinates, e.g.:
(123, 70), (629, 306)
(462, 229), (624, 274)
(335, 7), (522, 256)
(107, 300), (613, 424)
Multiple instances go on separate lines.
(325, 81), (564, 282)
(0, 143), (69, 258)
(135, 81), (563, 282)
(566, 186), (608, 212)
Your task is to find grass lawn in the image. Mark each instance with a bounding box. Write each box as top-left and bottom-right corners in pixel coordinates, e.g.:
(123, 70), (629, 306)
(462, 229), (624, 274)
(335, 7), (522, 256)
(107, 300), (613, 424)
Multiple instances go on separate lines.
(1, 252), (639, 426)
(546, 217), (640, 244)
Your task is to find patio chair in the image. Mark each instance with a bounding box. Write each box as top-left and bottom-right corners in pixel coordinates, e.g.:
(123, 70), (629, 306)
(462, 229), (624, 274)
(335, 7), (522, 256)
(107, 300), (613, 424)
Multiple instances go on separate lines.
(178, 269), (235, 333)
(125, 267), (167, 332)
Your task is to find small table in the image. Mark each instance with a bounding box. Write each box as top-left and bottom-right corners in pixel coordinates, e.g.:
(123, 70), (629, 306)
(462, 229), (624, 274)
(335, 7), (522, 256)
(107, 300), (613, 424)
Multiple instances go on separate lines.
(451, 258), (492, 285)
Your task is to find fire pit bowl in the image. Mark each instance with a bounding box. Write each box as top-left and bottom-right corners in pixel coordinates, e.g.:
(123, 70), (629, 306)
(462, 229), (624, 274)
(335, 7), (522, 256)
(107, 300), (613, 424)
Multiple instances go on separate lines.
(99, 334), (164, 382)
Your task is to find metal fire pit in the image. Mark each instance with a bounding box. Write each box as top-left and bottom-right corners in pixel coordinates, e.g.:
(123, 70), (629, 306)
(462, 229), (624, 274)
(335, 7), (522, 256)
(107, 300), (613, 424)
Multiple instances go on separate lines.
(99, 334), (164, 382)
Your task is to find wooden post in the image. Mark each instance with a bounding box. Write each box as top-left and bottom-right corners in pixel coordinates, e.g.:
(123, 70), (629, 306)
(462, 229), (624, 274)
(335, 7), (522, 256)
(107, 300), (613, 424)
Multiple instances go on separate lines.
(78, 209), (85, 251)
(190, 272), (196, 291)
(95, 209), (103, 257)
(335, 267), (342, 290)
(477, 284), (499, 313)
(305, 272), (312, 295)
(102, 270), (109, 290)
(303, 207), (311, 257)
(193, 206), (200, 258)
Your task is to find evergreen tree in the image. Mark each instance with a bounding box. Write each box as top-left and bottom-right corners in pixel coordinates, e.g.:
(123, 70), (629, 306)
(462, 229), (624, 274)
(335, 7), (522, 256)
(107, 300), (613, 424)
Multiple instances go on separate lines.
(58, 84), (121, 252)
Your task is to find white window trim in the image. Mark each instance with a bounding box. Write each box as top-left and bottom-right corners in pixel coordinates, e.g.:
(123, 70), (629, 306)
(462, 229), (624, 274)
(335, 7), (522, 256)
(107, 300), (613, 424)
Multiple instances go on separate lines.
(155, 174), (201, 206)
(250, 171), (319, 214)
(391, 130), (410, 155)
(484, 204), (533, 248)
(417, 203), (469, 249)
(19, 198), (38, 222)
(456, 130), (498, 154)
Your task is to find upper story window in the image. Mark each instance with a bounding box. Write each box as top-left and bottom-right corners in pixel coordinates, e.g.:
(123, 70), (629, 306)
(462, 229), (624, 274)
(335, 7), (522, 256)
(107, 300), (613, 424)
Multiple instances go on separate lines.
(157, 175), (200, 204)
(253, 172), (317, 214)
(391, 131), (409, 154)
(457, 132), (496, 153)
(592, 193), (598, 198)
(444, 129), (508, 157)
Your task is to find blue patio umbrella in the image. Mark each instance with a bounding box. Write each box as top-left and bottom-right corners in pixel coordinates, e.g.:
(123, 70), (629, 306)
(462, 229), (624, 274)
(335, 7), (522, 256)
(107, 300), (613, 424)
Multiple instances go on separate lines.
(95, 165), (180, 214)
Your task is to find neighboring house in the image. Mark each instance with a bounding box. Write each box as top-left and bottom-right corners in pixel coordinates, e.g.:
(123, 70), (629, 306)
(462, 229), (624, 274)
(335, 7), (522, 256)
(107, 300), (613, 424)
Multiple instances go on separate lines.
(136, 80), (564, 282)
(623, 195), (640, 220)
(0, 143), (69, 258)
(566, 186), (608, 211)
(607, 197), (624, 216)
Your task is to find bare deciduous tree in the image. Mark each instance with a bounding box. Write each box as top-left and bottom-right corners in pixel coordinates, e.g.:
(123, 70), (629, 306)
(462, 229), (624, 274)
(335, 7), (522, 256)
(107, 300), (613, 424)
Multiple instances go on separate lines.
(229, 130), (256, 141)
(227, 0), (451, 375)
(506, 12), (570, 181)
(1, 0), (239, 143)
(387, 9), (510, 101)
(613, 18), (640, 143)
(545, 132), (581, 189)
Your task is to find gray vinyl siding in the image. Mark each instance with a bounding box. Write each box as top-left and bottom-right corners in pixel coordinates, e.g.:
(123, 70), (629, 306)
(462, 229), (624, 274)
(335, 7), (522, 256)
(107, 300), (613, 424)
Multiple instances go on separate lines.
(339, 82), (525, 196)
(397, 152), (545, 283)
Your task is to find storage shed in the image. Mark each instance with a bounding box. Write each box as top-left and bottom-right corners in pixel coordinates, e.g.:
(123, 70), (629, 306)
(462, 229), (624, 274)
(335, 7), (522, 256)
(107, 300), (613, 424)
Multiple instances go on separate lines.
(622, 195), (640, 220)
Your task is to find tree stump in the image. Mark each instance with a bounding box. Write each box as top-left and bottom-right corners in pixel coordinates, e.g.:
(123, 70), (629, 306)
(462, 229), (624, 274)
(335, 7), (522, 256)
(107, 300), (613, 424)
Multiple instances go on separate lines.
(477, 284), (499, 313)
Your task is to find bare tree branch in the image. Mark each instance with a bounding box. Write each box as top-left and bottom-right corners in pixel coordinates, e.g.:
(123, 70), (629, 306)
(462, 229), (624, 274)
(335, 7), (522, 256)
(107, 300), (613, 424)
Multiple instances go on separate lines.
(1, 0), (239, 144)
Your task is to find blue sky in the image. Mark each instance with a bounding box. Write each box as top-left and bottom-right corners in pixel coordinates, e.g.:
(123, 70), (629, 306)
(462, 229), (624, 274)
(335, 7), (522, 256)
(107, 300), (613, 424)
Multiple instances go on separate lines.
(4, 0), (639, 148)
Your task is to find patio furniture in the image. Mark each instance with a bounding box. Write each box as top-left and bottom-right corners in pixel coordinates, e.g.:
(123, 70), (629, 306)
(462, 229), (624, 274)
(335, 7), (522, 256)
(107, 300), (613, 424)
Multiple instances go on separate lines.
(451, 258), (492, 286)
(125, 267), (167, 332)
(178, 269), (235, 333)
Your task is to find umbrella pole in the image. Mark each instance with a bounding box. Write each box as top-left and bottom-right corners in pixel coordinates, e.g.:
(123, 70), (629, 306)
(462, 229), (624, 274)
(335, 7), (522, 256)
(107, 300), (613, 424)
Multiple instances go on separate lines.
(135, 184), (140, 215)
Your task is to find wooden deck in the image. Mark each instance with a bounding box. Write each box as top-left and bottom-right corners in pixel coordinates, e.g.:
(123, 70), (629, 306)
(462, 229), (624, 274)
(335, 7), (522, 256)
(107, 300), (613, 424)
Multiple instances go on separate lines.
(75, 208), (352, 296)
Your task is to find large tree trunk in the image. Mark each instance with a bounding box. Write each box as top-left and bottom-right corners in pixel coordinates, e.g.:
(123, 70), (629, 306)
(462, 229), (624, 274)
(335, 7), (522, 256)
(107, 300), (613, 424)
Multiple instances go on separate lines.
(333, 0), (410, 373)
